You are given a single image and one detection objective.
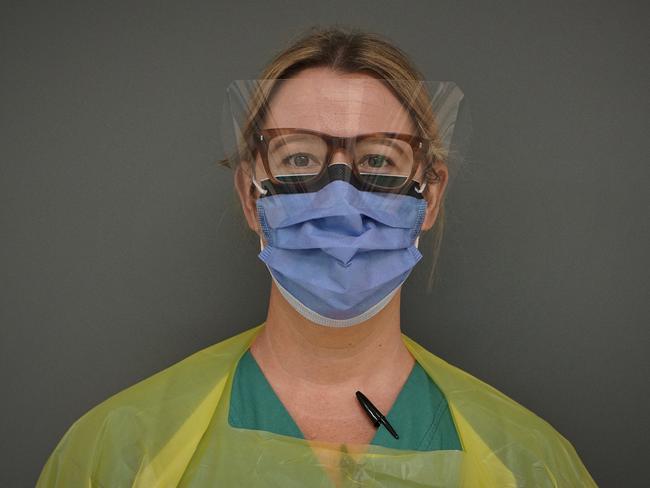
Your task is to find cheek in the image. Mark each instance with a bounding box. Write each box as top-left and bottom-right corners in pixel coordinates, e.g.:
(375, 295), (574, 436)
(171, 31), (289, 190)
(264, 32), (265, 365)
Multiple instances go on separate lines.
(253, 153), (269, 180)
(246, 201), (261, 232)
(414, 154), (436, 182)
(413, 163), (426, 183)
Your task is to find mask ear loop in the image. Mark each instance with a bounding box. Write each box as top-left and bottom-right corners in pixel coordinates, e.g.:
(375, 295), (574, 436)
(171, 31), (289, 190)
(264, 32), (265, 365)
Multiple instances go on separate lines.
(414, 140), (428, 195)
(414, 181), (429, 248)
(414, 169), (426, 248)
(252, 178), (268, 196)
(247, 154), (269, 196)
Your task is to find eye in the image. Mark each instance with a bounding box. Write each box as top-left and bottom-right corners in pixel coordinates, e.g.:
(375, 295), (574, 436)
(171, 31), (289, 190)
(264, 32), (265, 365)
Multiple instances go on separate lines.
(283, 153), (318, 167)
(360, 154), (393, 168)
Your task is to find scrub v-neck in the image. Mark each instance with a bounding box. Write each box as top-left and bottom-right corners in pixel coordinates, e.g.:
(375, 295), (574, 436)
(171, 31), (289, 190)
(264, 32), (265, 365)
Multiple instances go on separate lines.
(228, 349), (462, 452)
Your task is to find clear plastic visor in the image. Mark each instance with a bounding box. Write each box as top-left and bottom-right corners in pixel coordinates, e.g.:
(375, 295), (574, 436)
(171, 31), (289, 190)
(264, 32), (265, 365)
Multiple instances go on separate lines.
(220, 77), (469, 201)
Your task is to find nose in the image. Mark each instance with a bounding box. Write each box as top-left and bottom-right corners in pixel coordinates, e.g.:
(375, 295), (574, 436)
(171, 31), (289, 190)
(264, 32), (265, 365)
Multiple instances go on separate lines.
(329, 143), (355, 166)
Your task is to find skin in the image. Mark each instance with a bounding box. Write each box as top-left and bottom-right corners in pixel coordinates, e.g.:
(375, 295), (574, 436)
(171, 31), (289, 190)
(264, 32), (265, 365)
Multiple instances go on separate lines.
(234, 67), (449, 448)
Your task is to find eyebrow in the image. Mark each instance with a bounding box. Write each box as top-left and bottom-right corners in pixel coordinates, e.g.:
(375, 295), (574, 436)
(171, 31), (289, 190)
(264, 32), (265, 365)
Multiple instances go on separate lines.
(271, 131), (410, 157)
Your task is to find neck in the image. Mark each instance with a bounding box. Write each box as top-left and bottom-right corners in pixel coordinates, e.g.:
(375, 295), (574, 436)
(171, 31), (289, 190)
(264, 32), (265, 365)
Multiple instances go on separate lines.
(250, 281), (413, 387)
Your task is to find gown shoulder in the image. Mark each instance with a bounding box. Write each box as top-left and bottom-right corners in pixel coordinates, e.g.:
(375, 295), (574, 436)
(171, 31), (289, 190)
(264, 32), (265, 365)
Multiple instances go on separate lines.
(36, 325), (260, 487)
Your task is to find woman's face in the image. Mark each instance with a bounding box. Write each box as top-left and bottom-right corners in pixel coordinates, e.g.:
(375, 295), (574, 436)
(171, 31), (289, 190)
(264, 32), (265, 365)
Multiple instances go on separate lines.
(235, 66), (447, 234)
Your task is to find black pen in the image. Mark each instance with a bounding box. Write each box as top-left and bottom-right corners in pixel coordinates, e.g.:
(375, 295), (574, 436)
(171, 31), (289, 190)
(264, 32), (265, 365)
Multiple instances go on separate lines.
(355, 390), (399, 439)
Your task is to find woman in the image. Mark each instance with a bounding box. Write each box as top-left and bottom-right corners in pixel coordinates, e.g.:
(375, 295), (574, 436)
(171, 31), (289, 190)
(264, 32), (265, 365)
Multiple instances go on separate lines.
(37, 27), (596, 487)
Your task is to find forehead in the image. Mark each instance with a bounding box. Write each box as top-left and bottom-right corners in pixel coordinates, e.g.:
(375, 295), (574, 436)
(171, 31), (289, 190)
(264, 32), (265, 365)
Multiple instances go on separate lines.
(262, 68), (416, 135)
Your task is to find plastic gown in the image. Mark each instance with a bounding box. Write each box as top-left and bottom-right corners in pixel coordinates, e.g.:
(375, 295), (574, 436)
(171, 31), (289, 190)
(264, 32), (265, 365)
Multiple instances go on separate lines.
(36, 323), (596, 487)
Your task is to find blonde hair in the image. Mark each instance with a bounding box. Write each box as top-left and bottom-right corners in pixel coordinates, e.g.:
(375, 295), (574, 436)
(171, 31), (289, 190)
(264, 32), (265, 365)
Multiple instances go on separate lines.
(218, 25), (450, 289)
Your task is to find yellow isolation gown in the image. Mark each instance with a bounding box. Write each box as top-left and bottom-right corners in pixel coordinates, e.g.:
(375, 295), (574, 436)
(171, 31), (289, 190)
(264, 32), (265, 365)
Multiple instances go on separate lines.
(36, 323), (597, 487)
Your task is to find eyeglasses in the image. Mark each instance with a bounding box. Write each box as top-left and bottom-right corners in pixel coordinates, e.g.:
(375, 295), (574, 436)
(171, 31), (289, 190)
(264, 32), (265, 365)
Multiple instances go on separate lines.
(252, 128), (430, 192)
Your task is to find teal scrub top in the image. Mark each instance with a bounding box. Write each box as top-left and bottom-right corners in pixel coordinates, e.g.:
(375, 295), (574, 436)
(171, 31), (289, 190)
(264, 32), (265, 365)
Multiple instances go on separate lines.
(228, 349), (462, 452)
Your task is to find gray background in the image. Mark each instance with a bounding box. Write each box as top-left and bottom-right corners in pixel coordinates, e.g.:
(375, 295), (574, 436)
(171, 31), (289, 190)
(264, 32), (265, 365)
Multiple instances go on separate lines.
(1, 1), (648, 486)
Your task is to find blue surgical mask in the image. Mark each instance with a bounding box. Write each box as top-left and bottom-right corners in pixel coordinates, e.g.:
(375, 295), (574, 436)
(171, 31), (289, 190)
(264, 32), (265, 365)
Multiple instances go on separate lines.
(256, 179), (427, 327)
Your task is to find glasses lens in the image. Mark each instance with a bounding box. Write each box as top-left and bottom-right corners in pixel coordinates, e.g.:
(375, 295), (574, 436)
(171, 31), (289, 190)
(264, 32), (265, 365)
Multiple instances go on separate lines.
(355, 136), (415, 189)
(267, 133), (328, 184)
(264, 131), (417, 190)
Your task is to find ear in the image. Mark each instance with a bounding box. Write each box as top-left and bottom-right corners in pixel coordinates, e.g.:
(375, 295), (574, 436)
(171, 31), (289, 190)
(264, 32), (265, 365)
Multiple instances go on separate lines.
(420, 162), (449, 232)
(234, 163), (261, 234)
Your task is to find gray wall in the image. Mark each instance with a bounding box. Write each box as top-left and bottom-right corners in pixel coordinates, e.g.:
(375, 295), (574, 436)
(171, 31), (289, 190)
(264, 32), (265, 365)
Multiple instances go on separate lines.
(2, 1), (647, 486)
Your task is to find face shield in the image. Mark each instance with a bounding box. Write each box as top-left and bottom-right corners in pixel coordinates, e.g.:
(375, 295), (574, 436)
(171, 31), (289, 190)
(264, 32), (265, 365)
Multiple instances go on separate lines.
(220, 77), (469, 327)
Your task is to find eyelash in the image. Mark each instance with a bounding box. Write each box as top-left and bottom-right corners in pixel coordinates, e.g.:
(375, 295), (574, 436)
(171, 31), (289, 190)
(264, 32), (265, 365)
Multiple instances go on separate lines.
(281, 153), (319, 166)
(359, 154), (395, 167)
(282, 153), (395, 165)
